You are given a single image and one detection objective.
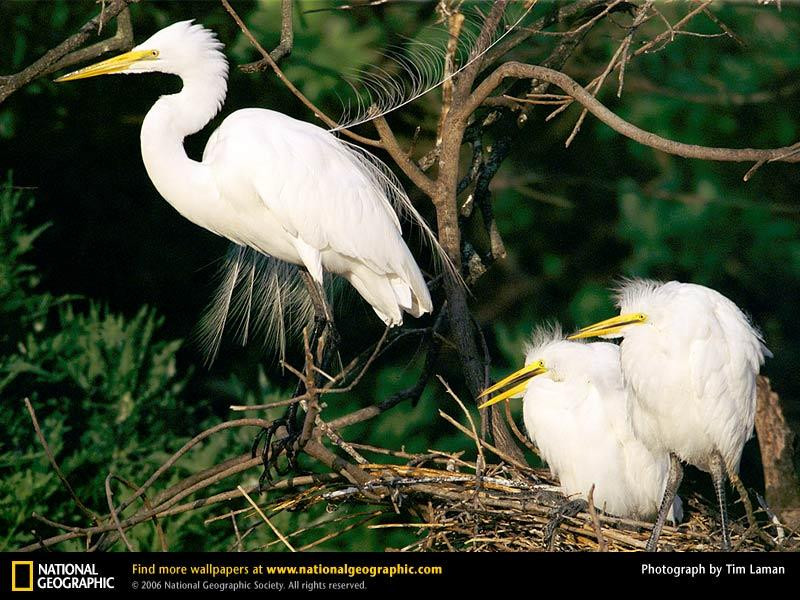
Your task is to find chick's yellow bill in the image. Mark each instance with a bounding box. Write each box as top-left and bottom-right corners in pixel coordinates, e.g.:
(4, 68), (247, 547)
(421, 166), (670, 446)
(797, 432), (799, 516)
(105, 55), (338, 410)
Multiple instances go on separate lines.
(478, 361), (547, 409)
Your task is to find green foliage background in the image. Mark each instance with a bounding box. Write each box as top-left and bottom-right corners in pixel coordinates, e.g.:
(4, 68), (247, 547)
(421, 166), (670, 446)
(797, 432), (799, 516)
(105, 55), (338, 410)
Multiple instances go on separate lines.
(0, 0), (798, 551)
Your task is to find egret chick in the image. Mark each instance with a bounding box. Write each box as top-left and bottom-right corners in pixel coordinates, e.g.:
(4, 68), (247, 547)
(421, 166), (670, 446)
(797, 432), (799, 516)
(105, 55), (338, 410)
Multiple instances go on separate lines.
(479, 325), (682, 523)
(570, 279), (770, 551)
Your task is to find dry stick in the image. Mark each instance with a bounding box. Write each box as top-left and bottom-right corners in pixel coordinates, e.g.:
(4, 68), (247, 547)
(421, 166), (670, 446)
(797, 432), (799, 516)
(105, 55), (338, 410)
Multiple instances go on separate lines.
(114, 418), (274, 517)
(547, 0), (712, 124)
(219, 0), (380, 148)
(252, 509), (374, 550)
(94, 454), (265, 552)
(586, 484), (608, 552)
(462, 63), (800, 176)
(23, 399), (99, 525)
(163, 474), (339, 521)
(481, 0), (605, 69)
(438, 376), (485, 469)
(504, 398), (540, 455)
(100, 474), (168, 552)
(18, 472), (339, 552)
(230, 512), (244, 552)
(454, 0), (512, 100)
(45, 8), (134, 77)
(237, 486), (296, 552)
(104, 475), (134, 552)
(0, 0), (134, 104)
(564, 1), (654, 148)
(727, 468), (776, 549)
(31, 514), (83, 533)
(299, 328), (321, 446)
(238, 0), (294, 65)
(230, 397), (301, 411)
(615, 1), (655, 98)
(298, 512), (382, 551)
(373, 117), (436, 197)
(634, 1), (714, 57)
(438, 409), (533, 473)
(323, 327), (390, 394)
(249, 509), (380, 550)
(281, 334), (370, 466)
(150, 453), (258, 510)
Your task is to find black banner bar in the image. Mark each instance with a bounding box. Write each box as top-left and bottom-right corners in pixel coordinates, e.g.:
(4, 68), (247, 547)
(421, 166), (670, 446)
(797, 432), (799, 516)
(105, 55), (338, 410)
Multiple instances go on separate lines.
(2, 552), (798, 594)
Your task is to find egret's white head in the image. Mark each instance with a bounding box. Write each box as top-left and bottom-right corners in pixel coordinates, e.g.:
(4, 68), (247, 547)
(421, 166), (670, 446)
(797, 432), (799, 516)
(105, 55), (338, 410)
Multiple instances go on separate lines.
(478, 323), (614, 408)
(55, 20), (228, 86)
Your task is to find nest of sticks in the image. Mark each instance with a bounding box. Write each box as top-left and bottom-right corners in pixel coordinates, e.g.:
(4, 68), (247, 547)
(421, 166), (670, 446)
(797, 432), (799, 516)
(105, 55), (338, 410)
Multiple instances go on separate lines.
(271, 459), (797, 552)
(262, 404), (799, 553)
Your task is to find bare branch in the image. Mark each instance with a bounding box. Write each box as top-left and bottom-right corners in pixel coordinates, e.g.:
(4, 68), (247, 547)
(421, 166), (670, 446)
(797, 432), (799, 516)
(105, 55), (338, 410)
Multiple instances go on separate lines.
(220, 0), (381, 148)
(24, 399), (99, 525)
(0, 0), (135, 105)
(464, 62), (800, 178)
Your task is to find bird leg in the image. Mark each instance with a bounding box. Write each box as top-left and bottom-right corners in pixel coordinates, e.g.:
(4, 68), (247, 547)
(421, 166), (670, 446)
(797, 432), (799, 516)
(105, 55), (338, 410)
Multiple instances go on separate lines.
(710, 450), (732, 551)
(646, 452), (683, 552)
(254, 274), (338, 489)
(544, 498), (588, 550)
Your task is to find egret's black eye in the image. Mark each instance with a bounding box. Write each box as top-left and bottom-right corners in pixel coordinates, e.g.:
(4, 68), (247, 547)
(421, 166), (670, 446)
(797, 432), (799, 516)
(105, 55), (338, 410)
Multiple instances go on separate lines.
(151, 50), (159, 57)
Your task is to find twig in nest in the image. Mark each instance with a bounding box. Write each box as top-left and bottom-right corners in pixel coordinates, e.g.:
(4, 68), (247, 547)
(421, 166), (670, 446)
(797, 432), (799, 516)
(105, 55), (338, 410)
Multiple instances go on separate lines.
(238, 485), (296, 552)
(438, 409), (534, 473)
(587, 484), (608, 552)
(438, 376), (486, 471)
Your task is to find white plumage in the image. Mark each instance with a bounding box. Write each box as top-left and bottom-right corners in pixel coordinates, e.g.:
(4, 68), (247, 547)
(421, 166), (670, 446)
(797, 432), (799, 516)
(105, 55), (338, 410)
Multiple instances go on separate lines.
(480, 325), (682, 522)
(612, 280), (769, 474)
(570, 279), (770, 550)
(57, 21), (444, 356)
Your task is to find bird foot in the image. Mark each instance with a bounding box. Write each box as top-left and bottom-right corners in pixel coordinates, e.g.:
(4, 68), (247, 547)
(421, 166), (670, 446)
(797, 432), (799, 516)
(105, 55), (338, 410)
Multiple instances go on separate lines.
(544, 498), (588, 550)
(251, 404), (306, 490)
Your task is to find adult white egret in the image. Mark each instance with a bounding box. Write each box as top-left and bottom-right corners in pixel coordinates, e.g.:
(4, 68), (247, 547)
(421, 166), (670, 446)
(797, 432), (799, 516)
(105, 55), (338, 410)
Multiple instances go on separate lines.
(478, 325), (683, 524)
(55, 19), (456, 484)
(569, 279), (770, 551)
(55, 20), (449, 359)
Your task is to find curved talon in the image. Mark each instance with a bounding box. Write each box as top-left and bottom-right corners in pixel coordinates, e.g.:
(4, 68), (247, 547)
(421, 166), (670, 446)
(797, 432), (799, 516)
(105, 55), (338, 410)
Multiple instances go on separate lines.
(252, 402), (307, 490)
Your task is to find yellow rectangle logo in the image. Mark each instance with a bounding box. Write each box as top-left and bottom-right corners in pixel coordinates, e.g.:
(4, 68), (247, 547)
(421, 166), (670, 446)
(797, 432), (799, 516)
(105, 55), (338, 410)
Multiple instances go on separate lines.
(11, 561), (33, 592)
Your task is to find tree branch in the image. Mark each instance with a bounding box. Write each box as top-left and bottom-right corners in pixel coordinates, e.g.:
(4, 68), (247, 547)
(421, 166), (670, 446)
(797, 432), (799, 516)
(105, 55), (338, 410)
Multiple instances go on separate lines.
(0, 0), (135, 105)
(464, 62), (800, 178)
(220, 0), (382, 148)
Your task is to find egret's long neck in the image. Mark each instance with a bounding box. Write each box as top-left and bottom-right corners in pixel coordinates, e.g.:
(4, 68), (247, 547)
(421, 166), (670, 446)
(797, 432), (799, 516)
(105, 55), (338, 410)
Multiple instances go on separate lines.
(140, 66), (227, 227)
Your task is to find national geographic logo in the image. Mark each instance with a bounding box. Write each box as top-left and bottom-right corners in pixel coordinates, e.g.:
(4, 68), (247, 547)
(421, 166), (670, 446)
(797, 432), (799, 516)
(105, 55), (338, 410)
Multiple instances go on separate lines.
(10, 561), (115, 592)
(11, 561), (33, 592)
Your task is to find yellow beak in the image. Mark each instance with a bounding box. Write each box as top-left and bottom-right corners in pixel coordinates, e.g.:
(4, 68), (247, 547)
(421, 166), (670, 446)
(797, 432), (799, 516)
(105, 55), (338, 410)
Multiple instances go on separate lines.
(567, 312), (647, 340)
(478, 361), (548, 409)
(55, 49), (157, 82)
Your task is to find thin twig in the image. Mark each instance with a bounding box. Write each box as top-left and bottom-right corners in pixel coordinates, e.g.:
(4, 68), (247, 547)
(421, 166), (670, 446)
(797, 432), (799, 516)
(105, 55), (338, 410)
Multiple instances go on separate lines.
(587, 484), (608, 552)
(237, 485), (296, 552)
(104, 474), (134, 551)
(220, 0), (381, 148)
(24, 399), (99, 524)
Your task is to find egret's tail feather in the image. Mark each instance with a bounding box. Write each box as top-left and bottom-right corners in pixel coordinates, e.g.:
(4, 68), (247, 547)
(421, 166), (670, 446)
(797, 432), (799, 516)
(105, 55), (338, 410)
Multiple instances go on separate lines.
(195, 245), (321, 365)
(331, 3), (535, 131)
(340, 139), (463, 290)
